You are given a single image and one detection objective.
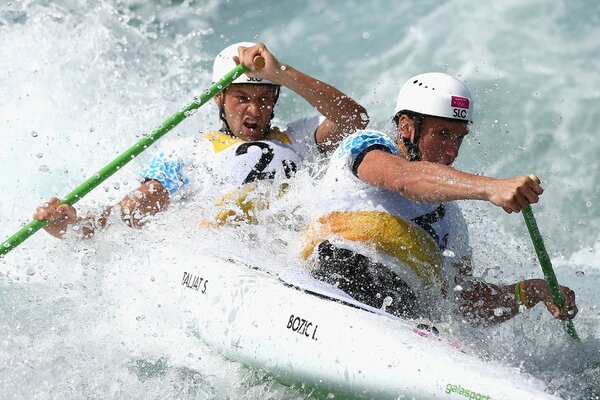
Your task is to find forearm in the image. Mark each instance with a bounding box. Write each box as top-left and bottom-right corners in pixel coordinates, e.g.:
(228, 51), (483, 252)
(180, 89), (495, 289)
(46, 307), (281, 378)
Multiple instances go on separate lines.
(118, 179), (170, 228)
(394, 163), (494, 203)
(455, 280), (519, 326)
(35, 180), (170, 239)
(275, 64), (368, 132)
(361, 152), (492, 203)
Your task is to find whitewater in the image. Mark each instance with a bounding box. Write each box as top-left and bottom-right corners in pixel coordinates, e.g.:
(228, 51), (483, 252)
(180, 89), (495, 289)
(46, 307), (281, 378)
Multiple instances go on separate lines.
(1, 0), (599, 398)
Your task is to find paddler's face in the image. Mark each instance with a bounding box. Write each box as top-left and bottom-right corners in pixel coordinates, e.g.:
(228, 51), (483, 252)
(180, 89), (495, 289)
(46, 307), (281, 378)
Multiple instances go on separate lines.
(399, 115), (469, 165)
(215, 84), (278, 141)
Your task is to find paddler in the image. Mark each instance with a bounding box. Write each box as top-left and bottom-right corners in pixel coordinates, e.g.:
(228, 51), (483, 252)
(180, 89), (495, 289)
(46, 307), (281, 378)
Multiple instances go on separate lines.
(302, 72), (577, 325)
(34, 41), (368, 236)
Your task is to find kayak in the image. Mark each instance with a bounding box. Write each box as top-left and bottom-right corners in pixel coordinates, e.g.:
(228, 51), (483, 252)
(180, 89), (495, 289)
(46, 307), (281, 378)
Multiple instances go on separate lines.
(156, 248), (559, 399)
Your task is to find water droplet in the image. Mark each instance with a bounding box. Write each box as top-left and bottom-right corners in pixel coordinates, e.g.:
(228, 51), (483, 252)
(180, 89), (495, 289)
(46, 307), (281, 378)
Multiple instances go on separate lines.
(150, 276), (155, 282)
(136, 315), (146, 321)
(279, 64), (287, 71)
(31, 131), (38, 137)
(26, 268), (35, 276)
(35, 153), (43, 158)
(361, 31), (370, 39)
(586, 200), (592, 208)
(383, 296), (393, 306)
(39, 164), (49, 172)
(89, 127), (95, 133)
(442, 249), (456, 258)
(360, 112), (368, 121)
(113, 182), (120, 190)
(575, 271), (585, 277)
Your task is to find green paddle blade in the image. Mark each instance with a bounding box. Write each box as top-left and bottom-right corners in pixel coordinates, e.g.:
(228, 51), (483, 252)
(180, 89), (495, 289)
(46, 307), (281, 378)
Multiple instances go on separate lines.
(1, 62), (250, 257)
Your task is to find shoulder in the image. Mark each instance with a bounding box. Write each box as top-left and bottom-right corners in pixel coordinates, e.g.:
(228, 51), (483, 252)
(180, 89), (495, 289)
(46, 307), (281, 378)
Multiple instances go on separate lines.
(285, 115), (324, 135)
(153, 136), (204, 156)
(336, 130), (398, 158)
(143, 134), (212, 175)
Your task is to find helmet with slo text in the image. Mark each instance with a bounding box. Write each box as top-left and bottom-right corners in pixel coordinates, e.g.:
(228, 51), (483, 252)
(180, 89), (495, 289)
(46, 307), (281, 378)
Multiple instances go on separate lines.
(212, 41), (277, 85)
(394, 72), (473, 122)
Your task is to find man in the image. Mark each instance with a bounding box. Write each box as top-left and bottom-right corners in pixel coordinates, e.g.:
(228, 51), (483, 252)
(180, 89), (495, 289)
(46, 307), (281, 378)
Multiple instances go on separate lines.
(302, 72), (577, 325)
(35, 42), (368, 237)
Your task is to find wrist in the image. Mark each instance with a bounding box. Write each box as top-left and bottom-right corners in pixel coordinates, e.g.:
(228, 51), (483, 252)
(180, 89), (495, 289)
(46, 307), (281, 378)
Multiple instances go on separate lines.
(477, 175), (497, 202)
(73, 217), (96, 239)
(525, 279), (545, 308)
(514, 280), (535, 310)
(272, 64), (301, 88)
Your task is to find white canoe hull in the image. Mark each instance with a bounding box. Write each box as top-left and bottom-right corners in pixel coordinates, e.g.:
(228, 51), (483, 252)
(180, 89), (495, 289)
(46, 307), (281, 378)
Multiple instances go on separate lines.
(155, 250), (558, 399)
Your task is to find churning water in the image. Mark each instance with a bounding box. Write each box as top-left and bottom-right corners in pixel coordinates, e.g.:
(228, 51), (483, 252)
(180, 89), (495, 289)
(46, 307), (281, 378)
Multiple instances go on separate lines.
(1, 1), (599, 398)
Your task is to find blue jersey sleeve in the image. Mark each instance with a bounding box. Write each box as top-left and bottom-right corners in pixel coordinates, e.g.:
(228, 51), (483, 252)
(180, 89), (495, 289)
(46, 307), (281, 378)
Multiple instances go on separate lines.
(140, 152), (189, 195)
(336, 130), (398, 175)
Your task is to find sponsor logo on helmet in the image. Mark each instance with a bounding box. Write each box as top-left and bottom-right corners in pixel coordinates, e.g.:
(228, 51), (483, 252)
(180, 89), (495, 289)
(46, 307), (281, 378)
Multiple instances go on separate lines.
(451, 96), (470, 109)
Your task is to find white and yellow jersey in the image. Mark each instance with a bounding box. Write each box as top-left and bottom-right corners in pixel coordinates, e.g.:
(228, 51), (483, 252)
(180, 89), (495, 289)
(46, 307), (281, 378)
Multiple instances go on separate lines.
(140, 116), (323, 224)
(141, 116), (323, 198)
(303, 130), (471, 304)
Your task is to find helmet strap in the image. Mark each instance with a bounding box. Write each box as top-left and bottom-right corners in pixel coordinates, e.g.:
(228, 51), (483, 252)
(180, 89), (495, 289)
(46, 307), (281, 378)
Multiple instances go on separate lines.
(218, 105), (233, 136)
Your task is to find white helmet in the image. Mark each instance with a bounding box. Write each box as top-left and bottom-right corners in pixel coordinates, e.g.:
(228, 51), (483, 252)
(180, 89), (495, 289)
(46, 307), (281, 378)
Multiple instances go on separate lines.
(212, 41), (276, 85)
(394, 72), (473, 122)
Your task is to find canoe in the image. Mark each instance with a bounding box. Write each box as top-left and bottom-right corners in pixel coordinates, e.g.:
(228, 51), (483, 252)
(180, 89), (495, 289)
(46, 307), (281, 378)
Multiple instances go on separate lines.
(155, 249), (559, 399)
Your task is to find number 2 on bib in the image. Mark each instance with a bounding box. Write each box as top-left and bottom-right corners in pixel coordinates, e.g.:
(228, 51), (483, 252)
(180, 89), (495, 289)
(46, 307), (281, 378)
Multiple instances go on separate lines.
(236, 142), (297, 184)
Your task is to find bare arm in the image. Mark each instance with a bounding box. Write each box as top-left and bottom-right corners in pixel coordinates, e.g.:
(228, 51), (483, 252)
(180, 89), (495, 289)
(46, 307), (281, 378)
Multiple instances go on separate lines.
(34, 179), (170, 239)
(237, 43), (369, 152)
(357, 150), (544, 212)
(118, 179), (170, 228)
(456, 277), (578, 326)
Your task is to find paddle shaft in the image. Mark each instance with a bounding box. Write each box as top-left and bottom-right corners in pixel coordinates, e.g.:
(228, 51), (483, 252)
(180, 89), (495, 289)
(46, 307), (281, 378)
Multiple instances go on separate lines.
(522, 206), (580, 341)
(1, 58), (262, 256)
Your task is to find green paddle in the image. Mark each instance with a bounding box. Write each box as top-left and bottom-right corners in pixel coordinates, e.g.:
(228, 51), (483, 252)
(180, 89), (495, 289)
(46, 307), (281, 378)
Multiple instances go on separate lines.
(522, 202), (580, 342)
(1, 56), (265, 257)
